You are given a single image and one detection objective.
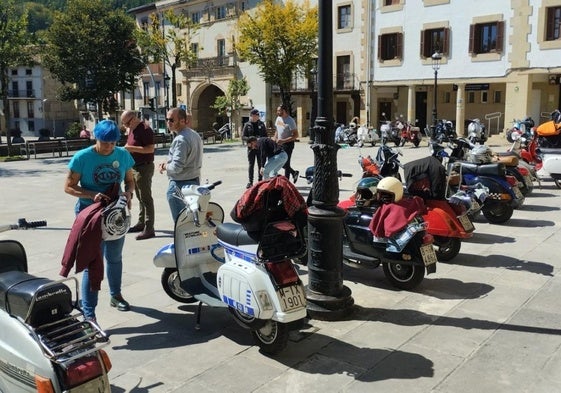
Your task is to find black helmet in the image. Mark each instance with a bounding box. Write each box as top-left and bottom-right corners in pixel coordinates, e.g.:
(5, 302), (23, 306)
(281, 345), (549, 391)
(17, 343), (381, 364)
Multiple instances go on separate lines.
(355, 177), (380, 207)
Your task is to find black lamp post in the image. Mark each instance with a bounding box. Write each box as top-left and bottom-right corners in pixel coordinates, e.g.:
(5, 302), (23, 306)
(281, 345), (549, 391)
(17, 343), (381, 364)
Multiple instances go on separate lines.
(308, 66), (318, 144)
(306, 0), (354, 320)
(431, 51), (442, 127)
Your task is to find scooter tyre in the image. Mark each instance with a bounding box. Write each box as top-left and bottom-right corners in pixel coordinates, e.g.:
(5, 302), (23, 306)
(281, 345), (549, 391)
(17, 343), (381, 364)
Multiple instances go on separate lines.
(382, 262), (425, 290)
(482, 203), (513, 224)
(161, 268), (197, 303)
(251, 320), (290, 355)
(229, 307), (267, 329)
(433, 236), (461, 262)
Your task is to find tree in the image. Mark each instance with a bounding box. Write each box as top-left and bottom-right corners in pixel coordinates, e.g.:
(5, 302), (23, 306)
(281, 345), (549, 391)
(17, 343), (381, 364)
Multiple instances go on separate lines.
(212, 78), (249, 136)
(42, 0), (144, 120)
(135, 9), (199, 109)
(0, 0), (33, 155)
(236, 0), (317, 115)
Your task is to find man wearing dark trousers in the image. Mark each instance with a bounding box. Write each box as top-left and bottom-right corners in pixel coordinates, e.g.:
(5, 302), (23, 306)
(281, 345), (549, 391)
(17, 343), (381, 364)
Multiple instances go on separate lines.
(242, 108), (268, 189)
(122, 110), (156, 240)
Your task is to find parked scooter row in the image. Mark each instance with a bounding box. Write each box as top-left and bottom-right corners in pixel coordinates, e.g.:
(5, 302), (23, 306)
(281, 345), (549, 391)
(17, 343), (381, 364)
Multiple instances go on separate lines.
(0, 219), (112, 393)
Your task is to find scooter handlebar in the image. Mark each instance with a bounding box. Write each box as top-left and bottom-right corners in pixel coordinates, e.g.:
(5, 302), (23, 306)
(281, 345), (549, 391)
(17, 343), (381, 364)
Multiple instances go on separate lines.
(206, 180), (222, 190)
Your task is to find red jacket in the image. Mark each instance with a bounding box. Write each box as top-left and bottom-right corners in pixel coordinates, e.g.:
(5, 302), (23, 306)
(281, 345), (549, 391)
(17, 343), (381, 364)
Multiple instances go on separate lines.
(369, 197), (426, 238)
(60, 184), (120, 291)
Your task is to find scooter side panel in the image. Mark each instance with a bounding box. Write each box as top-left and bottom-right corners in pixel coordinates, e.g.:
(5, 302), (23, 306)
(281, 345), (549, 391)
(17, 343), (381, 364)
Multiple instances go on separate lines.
(542, 154), (561, 177)
(217, 260), (306, 323)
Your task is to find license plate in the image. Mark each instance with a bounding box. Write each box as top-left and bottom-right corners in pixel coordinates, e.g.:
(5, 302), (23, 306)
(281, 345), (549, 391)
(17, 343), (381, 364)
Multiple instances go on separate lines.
(420, 244), (438, 266)
(471, 200), (481, 212)
(458, 214), (474, 232)
(277, 284), (306, 312)
(513, 186), (523, 199)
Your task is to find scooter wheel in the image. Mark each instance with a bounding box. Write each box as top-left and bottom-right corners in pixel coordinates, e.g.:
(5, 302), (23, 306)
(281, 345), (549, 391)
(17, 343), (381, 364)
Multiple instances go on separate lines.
(433, 236), (462, 262)
(482, 204), (513, 224)
(251, 320), (290, 355)
(161, 268), (197, 303)
(382, 262), (425, 290)
(229, 307), (267, 329)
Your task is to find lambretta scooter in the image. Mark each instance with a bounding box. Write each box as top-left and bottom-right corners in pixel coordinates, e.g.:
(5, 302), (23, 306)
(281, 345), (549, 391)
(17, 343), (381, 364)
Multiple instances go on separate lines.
(153, 180), (308, 354)
(0, 219), (112, 393)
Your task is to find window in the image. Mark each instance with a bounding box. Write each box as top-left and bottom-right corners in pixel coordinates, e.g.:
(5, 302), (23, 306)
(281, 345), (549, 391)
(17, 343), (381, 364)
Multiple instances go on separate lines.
(25, 69), (32, 75)
(28, 120), (35, 131)
(481, 91), (488, 103)
(13, 102), (20, 118)
(217, 38), (226, 63)
(215, 5), (227, 20)
(336, 55), (351, 89)
(27, 102), (34, 118)
(143, 82), (149, 105)
(546, 6), (561, 40)
(191, 11), (201, 24)
(337, 5), (351, 29)
(378, 33), (403, 61)
(467, 92), (475, 104)
(26, 81), (33, 97)
(191, 43), (199, 56)
(11, 81), (18, 97)
(444, 92), (451, 104)
(469, 21), (504, 54)
(421, 28), (449, 57)
(383, 0), (400, 5)
(11, 69), (17, 75)
(493, 91), (502, 103)
(176, 83), (182, 96)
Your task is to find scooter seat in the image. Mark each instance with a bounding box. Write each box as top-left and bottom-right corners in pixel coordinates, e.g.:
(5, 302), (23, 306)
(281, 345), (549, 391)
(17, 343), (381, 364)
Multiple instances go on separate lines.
(538, 147), (561, 155)
(460, 162), (505, 176)
(217, 222), (258, 246)
(0, 271), (72, 327)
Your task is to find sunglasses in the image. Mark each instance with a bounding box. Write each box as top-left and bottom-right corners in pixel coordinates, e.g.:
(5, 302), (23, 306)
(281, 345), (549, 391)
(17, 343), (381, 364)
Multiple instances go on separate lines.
(166, 118), (175, 123)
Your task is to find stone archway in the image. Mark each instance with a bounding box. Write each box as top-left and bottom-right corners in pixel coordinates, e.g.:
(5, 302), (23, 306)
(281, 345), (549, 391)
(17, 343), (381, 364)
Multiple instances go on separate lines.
(191, 84), (227, 132)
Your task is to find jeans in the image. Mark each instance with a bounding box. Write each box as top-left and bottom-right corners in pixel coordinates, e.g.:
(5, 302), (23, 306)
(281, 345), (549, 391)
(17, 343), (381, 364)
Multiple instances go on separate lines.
(167, 178), (200, 223)
(263, 151), (288, 179)
(81, 236), (126, 320)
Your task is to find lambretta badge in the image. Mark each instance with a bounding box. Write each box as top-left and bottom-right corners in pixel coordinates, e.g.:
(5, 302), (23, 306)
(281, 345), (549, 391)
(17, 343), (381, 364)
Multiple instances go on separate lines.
(184, 230), (209, 239)
(36, 287), (69, 302)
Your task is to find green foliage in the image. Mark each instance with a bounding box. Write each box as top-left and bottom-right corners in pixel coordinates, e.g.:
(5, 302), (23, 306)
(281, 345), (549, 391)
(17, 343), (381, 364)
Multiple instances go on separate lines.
(236, 0), (318, 115)
(0, 0), (34, 155)
(42, 0), (144, 117)
(212, 78), (249, 115)
(135, 9), (199, 107)
(65, 121), (81, 138)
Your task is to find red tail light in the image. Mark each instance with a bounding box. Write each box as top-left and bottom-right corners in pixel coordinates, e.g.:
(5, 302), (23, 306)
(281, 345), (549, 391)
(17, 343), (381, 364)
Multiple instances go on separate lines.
(422, 234), (434, 245)
(265, 260), (299, 286)
(63, 355), (103, 388)
(505, 175), (517, 187)
(517, 166), (530, 176)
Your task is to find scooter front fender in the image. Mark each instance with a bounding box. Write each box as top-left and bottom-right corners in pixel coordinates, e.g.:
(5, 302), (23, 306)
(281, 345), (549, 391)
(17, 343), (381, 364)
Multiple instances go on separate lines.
(153, 243), (176, 268)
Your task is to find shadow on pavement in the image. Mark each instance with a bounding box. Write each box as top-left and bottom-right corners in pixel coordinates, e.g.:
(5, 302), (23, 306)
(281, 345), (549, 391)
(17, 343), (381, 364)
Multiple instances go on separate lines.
(449, 253), (554, 276)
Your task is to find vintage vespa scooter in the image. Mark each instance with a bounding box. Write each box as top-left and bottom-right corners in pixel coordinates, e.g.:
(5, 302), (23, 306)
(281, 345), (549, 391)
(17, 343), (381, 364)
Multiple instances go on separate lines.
(153, 180), (308, 355)
(0, 219), (112, 393)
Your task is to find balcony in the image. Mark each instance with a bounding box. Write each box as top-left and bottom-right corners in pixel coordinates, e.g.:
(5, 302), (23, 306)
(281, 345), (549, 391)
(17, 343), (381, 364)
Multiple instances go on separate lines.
(183, 55), (235, 78)
(8, 89), (36, 98)
(271, 72), (359, 95)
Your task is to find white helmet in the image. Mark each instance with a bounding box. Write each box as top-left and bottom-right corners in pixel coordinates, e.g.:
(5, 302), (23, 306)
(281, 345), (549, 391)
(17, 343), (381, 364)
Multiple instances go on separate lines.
(101, 195), (130, 241)
(376, 177), (404, 203)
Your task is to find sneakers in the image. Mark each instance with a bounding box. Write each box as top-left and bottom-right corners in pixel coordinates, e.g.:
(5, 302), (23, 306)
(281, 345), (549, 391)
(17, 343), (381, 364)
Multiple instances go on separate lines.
(292, 170), (300, 184)
(110, 295), (130, 311)
(246, 182), (253, 189)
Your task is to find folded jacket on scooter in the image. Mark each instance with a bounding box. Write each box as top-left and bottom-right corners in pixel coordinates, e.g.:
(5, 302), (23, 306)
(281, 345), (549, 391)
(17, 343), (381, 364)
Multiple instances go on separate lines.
(369, 197), (426, 238)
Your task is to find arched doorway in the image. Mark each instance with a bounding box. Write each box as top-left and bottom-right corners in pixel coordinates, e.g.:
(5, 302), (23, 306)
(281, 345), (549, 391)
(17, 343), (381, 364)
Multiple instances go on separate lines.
(191, 84), (226, 132)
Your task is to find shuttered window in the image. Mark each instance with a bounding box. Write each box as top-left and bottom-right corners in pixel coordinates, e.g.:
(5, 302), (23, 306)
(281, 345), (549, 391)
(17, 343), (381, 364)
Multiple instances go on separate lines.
(468, 21), (504, 54)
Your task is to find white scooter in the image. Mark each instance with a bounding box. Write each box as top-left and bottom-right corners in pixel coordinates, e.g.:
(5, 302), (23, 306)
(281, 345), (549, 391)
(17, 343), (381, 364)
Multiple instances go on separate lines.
(153, 181), (308, 354)
(357, 124), (379, 147)
(0, 219), (111, 393)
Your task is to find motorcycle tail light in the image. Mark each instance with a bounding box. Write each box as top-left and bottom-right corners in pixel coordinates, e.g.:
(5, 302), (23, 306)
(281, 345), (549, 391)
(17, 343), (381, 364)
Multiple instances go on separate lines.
(506, 175), (517, 187)
(422, 233), (434, 245)
(265, 260), (299, 286)
(35, 375), (55, 393)
(63, 355), (103, 388)
(99, 349), (112, 372)
(517, 166), (530, 176)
